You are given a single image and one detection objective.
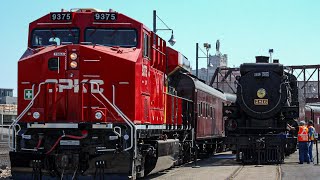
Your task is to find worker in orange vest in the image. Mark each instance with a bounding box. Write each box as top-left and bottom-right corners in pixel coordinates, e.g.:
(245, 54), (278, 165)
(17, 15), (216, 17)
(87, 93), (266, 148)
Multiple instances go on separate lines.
(297, 121), (310, 164)
(307, 120), (316, 162)
(289, 120), (310, 164)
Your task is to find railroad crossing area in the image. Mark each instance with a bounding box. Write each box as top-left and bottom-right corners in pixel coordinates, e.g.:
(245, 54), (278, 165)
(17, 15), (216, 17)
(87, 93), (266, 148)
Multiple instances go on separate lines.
(147, 143), (320, 180)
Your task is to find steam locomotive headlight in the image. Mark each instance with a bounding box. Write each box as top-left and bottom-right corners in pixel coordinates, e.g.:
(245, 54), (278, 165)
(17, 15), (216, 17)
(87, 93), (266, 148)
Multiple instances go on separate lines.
(70, 53), (78, 60)
(33, 112), (40, 119)
(257, 88), (266, 98)
(70, 61), (78, 69)
(95, 111), (103, 120)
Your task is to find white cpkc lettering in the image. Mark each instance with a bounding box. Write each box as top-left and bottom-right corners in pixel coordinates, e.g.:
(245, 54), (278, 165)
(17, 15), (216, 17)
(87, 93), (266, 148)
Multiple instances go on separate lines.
(45, 79), (104, 93)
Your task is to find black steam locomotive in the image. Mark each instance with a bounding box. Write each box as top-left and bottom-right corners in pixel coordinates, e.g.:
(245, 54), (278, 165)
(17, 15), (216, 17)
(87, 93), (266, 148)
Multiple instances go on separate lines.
(224, 56), (299, 164)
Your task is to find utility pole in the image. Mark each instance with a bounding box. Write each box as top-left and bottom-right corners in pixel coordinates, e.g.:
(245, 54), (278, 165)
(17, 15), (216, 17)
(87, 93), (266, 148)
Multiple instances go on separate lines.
(196, 43), (199, 78)
(153, 10), (156, 33)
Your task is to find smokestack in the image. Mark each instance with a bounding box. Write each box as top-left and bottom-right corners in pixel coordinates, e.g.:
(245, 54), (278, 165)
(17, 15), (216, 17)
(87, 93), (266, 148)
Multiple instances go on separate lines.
(255, 56), (269, 63)
(273, 59), (279, 63)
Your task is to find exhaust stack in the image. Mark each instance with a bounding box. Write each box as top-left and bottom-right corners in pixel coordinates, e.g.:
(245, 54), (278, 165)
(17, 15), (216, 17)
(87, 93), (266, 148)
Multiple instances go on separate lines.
(255, 56), (269, 63)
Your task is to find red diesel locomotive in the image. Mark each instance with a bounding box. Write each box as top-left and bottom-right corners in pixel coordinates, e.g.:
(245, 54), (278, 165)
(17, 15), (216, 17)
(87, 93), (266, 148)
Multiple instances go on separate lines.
(9, 8), (227, 179)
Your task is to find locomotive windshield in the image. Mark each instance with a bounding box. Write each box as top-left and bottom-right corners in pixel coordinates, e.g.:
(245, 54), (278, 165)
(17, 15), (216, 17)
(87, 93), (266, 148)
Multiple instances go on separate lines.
(85, 28), (137, 47)
(31, 28), (80, 47)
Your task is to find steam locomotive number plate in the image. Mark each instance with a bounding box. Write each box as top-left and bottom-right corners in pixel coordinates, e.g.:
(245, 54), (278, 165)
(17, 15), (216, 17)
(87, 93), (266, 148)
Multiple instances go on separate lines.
(254, 99), (268, 105)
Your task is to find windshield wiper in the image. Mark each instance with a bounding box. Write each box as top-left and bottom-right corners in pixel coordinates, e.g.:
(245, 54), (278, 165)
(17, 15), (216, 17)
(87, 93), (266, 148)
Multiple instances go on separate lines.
(80, 42), (93, 45)
(61, 42), (73, 45)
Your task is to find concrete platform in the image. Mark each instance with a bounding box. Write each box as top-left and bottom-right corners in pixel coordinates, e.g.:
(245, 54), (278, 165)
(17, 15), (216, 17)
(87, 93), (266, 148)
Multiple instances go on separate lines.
(147, 153), (241, 180)
(148, 143), (320, 180)
(282, 142), (320, 180)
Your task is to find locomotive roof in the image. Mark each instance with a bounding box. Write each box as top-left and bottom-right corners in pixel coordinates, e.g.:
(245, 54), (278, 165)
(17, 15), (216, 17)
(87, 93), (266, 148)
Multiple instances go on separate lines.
(225, 93), (237, 103)
(188, 75), (227, 101)
(240, 63), (284, 76)
(306, 105), (320, 113)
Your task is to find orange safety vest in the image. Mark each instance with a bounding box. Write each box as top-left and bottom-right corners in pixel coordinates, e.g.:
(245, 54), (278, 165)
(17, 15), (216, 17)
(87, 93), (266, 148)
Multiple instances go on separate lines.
(298, 126), (309, 142)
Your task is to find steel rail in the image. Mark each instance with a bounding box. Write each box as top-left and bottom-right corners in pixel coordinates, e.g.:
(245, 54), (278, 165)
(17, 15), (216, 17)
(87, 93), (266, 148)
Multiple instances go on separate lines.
(226, 165), (244, 180)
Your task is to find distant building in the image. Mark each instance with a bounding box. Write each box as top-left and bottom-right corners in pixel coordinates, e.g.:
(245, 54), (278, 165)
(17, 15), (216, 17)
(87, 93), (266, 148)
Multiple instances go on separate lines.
(0, 88), (17, 124)
(0, 88), (16, 104)
(191, 53), (228, 84)
(0, 88), (13, 97)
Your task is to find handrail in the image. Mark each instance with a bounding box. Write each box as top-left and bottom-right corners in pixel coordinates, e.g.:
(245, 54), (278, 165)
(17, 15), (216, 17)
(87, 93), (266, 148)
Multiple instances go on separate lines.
(9, 81), (137, 160)
(90, 82), (136, 159)
(8, 82), (55, 151)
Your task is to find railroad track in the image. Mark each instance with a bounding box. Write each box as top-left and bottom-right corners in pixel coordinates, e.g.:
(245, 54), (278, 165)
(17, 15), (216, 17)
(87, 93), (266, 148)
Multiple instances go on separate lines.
(226, 164), (282, 180)
(276, 164), (282, 180)
(226, 165), (244, 180)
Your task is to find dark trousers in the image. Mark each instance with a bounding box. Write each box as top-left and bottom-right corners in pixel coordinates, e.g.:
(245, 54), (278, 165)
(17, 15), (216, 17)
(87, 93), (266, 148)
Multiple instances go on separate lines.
(308, 141), (314, 162)
(299, 141), (310, 163)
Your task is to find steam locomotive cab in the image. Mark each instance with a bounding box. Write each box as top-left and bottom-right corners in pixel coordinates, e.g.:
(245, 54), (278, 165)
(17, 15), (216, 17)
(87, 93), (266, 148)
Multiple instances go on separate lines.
(224, 56), (299, 164)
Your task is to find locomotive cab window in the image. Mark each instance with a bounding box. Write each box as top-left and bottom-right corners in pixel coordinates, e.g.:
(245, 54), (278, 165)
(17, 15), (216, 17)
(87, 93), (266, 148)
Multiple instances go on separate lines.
(48, 58), (59, 71)
(143, 33), (150, 58)
(85, 28), (137, 47)
(31, 28), (79, 47)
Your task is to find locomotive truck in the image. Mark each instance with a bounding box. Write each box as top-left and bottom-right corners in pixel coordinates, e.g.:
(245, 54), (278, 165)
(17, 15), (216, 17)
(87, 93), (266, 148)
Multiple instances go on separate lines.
(9, 8), (228, 179)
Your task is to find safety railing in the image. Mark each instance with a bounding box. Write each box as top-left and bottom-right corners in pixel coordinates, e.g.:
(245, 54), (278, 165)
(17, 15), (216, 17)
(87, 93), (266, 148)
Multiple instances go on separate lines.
(0, 125), (10, 144)
(82, 82), (132, 152)
(8, 81), (137, 160)
(88, 82), (136, 158)
(8, 82), (54, 151)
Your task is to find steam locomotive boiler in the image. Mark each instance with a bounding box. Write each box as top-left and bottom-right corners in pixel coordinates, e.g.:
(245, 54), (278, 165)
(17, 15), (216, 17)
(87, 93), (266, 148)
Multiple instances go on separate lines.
(224, 56), (299, 164)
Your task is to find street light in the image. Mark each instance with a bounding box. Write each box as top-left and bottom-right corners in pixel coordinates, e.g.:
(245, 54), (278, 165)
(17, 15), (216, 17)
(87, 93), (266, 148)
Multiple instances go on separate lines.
(204, 43), (211, 83)
(153, 10), (176, 46)
(195, 43), (211, 83)
(269, 49), (274, 63)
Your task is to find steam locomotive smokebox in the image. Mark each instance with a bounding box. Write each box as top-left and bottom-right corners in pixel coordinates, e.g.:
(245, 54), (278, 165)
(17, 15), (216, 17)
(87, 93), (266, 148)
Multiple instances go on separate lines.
(255, 56), (269, 63)
(238, 63), (285, 119)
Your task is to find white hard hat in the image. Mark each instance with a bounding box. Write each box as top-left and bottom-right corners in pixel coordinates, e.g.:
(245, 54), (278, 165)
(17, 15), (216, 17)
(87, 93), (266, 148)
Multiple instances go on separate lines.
(299, 121), (306, 125)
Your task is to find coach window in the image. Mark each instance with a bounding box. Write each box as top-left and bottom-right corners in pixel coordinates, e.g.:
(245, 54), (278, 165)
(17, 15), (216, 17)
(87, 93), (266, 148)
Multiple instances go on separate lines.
(212, 108), (215, 118)
(206, 104), (208, 117)
(210, 106), (213, 118)
(143, 33), (150, 58)
(198, 103), (201, 117)
(200, 102), (203, 116)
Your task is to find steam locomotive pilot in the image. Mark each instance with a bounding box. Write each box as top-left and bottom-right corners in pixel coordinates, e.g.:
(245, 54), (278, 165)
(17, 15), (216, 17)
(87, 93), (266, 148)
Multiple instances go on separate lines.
(288, 121), (310, 164)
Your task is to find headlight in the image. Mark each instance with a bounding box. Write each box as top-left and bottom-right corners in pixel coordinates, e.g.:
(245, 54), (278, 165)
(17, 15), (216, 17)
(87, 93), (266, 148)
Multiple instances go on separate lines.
(33, 112), (40, 119)
(95, 111), (103, 120)
(70, 61), (78, 68)
(70, 53), (78, 60)
(257, 88), (266, 98)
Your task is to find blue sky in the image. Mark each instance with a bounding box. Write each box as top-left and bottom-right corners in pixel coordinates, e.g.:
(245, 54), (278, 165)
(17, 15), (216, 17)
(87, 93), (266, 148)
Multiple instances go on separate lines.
(1, 0), (320, 95)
